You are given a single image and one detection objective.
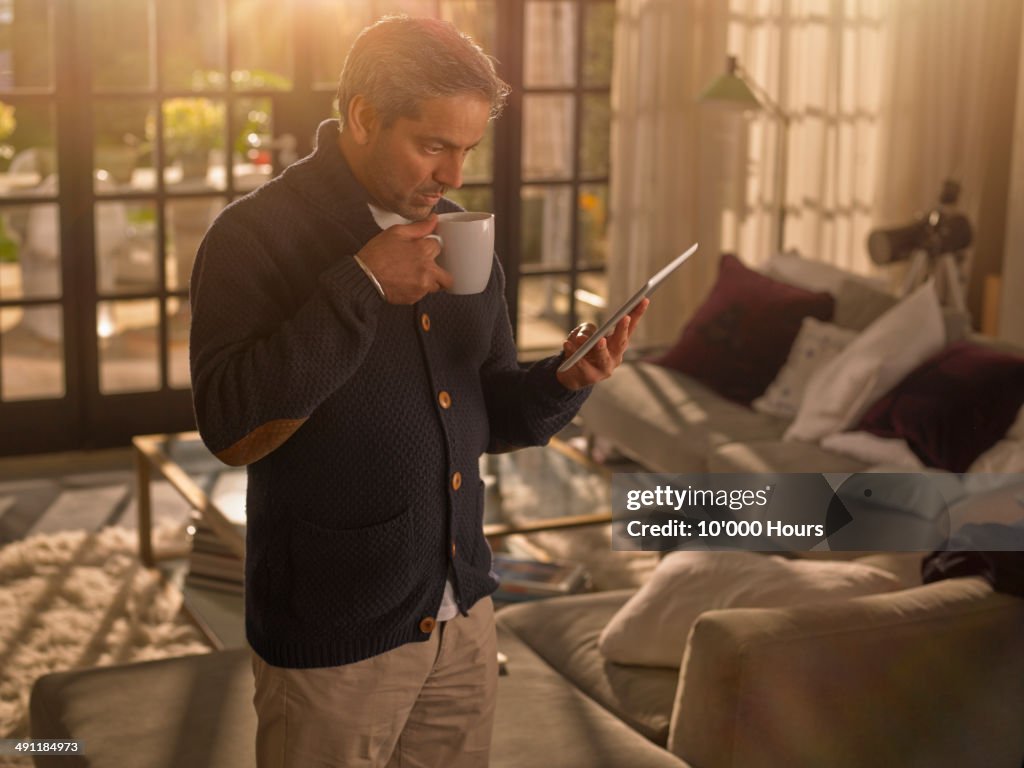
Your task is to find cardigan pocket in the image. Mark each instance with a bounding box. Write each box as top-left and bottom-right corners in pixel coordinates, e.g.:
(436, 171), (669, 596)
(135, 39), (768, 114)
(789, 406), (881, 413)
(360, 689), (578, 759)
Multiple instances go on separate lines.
(286, 506), (417, 628)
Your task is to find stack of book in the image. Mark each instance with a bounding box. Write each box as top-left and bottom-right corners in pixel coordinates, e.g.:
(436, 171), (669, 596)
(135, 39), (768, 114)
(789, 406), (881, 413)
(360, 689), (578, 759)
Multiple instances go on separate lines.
(184, 510), (245, 595)
(491, 554), (591, 603)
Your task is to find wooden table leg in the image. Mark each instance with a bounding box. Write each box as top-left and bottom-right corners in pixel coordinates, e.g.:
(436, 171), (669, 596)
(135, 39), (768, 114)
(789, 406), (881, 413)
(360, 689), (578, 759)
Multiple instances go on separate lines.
(134, 443), (154, 567)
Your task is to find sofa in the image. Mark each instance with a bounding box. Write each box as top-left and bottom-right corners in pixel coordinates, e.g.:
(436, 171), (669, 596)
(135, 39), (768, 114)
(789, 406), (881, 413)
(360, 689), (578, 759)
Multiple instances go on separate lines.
(26, 624), (680, 768)
(579, 252), (1020, 477)
(31, 547), (1024, 767)
(494, 554), (1024, 768)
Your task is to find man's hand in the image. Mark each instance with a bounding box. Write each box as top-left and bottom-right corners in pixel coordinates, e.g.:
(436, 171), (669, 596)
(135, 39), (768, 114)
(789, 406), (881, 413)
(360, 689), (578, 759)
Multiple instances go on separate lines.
(556, 298), (649, 391)
(357, 215), (453, 304)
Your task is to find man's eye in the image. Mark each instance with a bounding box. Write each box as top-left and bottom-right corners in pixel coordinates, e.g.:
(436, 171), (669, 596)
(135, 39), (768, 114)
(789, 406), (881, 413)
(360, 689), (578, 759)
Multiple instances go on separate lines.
(425, 145), (444, 155)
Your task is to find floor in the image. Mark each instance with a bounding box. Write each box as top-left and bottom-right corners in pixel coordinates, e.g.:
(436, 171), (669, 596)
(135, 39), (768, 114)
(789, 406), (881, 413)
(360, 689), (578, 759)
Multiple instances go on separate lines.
(0, 446), (209, 547)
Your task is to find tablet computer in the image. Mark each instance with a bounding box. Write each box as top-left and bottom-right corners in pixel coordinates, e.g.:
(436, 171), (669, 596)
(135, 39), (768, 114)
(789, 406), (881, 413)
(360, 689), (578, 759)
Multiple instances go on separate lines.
(557, 242), (698, 374)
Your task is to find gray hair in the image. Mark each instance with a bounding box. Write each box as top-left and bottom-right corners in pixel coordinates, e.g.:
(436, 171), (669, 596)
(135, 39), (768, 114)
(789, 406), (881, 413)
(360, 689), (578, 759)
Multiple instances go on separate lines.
(336, 15), (510, 130)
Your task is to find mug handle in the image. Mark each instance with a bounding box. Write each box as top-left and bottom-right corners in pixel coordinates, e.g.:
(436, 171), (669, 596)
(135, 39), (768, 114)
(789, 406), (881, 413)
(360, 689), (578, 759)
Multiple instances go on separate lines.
(424, 234), (444, 248)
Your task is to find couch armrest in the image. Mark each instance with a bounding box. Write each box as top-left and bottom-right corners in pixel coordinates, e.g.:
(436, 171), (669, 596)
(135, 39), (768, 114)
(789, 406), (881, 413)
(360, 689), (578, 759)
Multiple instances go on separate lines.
(668, 578), (1024, 768)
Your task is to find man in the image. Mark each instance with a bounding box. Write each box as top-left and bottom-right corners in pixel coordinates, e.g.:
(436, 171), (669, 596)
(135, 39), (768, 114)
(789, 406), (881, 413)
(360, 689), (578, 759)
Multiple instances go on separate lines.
(189, 15), (647, 768)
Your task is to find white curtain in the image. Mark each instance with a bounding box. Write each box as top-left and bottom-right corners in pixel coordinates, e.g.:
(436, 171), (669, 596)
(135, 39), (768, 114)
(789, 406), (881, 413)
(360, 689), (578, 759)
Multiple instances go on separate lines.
(725, 0), (886, 276)
(610, 0), (1024, 346)
(873, 0), (1022, 326)
(1002, 5), (1024, 346)
(607, 0), (732, 349)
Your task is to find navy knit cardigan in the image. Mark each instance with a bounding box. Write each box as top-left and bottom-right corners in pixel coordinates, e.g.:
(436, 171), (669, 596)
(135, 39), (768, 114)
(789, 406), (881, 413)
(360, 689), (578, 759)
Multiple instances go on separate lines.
(189, 120), (589, 667)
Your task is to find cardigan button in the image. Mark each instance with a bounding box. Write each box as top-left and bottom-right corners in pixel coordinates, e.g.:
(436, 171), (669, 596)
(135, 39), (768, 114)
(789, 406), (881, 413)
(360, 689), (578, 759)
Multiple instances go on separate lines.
(420, 313), (431, 332)
(451, 471), (462, 491)
(419, 616), (437, 634)
(438, 391), (452, 409)
(451, 541), (457, 557)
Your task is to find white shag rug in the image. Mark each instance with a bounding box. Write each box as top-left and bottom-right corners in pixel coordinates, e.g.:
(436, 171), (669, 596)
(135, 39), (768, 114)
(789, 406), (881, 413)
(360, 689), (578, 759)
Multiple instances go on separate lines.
(0, 525), (214, 744)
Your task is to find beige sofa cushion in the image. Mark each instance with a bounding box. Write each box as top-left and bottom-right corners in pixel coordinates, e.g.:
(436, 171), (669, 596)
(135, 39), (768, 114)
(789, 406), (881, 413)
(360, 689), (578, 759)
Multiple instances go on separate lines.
(496, 590), (680, 747)
(580, 362), (789, 473)
(708, 439), (868, 473)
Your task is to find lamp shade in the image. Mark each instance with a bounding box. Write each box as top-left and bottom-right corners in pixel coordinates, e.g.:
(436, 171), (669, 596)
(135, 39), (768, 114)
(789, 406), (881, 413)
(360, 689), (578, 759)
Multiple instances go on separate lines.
(698, 56), (763, 110)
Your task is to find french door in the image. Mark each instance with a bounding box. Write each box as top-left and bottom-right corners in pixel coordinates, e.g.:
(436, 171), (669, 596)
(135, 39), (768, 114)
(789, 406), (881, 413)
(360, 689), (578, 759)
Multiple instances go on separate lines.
(0, 0), (338, 455)
(0, 0), (613, 456)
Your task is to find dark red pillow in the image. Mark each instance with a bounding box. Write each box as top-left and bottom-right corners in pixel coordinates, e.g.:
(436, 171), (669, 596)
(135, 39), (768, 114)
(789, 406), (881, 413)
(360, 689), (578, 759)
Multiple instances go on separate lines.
(857, 341), (1024, 472)
(651, 253), (834, 404)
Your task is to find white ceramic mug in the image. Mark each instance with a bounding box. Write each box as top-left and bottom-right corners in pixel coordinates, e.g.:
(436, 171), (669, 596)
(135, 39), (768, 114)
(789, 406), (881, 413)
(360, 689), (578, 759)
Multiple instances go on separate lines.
(426, 212), (495, 295)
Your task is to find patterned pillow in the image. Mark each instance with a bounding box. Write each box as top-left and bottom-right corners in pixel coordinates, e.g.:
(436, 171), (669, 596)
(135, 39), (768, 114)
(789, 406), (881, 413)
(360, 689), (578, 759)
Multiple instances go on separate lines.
(753, 317), (857, 418)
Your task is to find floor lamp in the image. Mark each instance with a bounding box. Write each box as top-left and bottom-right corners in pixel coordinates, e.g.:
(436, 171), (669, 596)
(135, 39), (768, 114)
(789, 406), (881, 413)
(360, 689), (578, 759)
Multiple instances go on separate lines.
(699, 55), (790, 253)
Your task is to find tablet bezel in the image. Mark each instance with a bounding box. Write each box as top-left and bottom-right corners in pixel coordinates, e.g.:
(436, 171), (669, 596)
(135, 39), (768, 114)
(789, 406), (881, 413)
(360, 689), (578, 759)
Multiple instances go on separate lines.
(556, 242), (699, 374)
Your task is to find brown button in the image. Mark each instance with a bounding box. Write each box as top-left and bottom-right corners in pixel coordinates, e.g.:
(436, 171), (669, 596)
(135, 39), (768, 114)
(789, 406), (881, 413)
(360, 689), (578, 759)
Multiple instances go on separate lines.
(451, 541), (457, 557)
(451, 471), (462, 491)
(420, 313), (431, 332)
(419, 616), (437, 633)
(438, 391), (452, 409)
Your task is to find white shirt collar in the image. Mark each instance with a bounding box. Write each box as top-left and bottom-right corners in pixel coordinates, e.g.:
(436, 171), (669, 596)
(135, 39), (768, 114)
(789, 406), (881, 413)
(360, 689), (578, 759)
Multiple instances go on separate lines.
(368, 203), (411, 230)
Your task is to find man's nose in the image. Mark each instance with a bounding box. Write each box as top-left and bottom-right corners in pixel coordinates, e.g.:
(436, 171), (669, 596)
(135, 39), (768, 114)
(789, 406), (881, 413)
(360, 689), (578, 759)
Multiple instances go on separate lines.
(435, 154), (464, 189)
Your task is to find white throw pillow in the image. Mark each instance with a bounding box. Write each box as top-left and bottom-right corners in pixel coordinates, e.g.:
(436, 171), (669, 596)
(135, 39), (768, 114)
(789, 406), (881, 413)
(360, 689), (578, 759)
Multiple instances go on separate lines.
(753, 317), (857, 418)
(784, 281), (945, 443)
(597, 551), (903, 669)
(967, 438), (1024, 473)
(821, 431), (925, 469)
(766, 251), (887, 294)
(1007, 404), (1024, 441)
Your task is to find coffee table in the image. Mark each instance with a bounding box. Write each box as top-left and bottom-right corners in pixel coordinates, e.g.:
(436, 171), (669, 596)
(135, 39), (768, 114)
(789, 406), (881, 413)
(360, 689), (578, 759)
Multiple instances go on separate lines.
(132, 431), (616, 648)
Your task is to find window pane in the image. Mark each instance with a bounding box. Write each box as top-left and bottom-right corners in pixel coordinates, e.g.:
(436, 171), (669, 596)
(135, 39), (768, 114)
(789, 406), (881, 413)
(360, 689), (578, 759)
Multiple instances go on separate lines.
(578, 184), (608, 267)
(166, 198), (223, 293)
(0, 101), (56, 198)
(167, 299), (190, 390)
(462, 122), (494, 184)
(575, 271), (606, 328)
(97, 299), (160, 394)
(94, 99), (152, 193)
(583, 2), (615, 87)
(521, 185), (571, 269)
(91, 0), (153, 90)
(446, 187), (493, 214)
(385, 1), (439, 16)
(162, 98), (227, 191)
(524, 1), (576, 88)
(517, 274), (569, 354)
(580, 93), (610, 178)
(161, 0), (227, 92)
(1, 304), (64, 400)
(0, 0), (54, 91)
(0, 203), (59, 299)
(230, 0), (293, 91)
(233, 98), (274, 192)
(441, 1), (498, 61)
(522, 95), (573, 180)
(96, 201), (158, 295)
(311, 0), (374, 89)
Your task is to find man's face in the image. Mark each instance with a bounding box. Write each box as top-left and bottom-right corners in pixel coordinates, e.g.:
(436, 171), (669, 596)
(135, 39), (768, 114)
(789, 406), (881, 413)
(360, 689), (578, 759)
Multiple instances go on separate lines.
(358, 93), (491, 221)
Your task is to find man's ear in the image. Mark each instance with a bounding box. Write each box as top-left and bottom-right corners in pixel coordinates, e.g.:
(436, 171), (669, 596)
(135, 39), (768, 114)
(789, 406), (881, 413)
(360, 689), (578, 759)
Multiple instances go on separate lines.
(346, 95), (379, 146)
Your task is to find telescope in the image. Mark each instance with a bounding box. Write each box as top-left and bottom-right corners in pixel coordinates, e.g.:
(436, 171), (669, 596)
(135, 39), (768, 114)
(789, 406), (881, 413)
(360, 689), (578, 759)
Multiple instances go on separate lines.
(866, 179), (973, 312)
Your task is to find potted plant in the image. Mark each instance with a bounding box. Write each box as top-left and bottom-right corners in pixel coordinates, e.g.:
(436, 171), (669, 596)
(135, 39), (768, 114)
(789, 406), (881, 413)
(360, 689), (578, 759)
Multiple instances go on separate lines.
(148, 98), (225, 179)
(0, 100), (18, 264)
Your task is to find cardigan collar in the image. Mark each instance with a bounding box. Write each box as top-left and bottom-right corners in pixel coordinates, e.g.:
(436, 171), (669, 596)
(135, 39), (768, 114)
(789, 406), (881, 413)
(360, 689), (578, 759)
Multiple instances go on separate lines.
(281, 119), (379, 236)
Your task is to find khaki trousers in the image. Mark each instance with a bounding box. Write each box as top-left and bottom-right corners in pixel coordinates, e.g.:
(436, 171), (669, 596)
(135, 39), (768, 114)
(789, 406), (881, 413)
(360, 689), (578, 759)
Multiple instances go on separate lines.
(251, 597), (498, 768)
